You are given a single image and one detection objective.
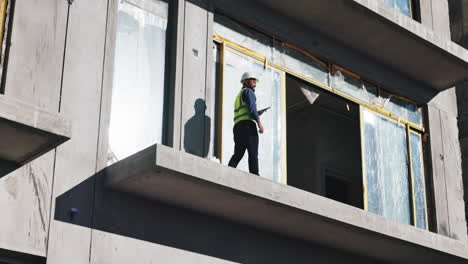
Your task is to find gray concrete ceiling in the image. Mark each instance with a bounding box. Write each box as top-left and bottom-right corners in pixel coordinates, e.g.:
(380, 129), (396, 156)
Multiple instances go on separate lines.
(254, 0), (468, 91)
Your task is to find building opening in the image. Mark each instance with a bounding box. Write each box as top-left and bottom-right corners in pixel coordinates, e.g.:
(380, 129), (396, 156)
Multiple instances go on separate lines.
(212, 13), (429, 229)
(286, 75), (363, 208)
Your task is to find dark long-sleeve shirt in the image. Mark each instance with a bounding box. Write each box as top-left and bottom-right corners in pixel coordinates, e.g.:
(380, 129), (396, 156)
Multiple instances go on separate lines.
(242, 87), (260, 121)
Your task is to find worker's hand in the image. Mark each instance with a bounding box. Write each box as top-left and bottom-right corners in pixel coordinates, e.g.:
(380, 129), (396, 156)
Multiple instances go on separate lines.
(257, 120), (264, 134)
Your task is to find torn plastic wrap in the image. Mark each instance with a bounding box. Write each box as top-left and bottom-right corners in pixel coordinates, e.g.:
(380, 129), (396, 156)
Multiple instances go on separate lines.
(214, 16), (274, 60)
(362, 109), (412, 225)
(331, 69), (378, 105)
(221, 49), (284, 183)
(380, 91), (423, 126)
(214, 15), (328, 86)
(273, 42), (328, 85)
(108, 0), (168, 165)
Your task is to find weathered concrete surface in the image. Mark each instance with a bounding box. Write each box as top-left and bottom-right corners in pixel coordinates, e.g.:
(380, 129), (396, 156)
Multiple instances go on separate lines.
(106, 144), (468, 264)
(0, 0), (68, 258)
(215, 0), (435, 104)
(56, 162), (378, 264)
(427, 106), (451, 237)
(180, 0), (211, 157)
(429, 88), (458, 116)
(46, 0), (108, 263)
(431, 0), (452, 37)
(89, 231), (238, 264)
(250, 0), (468, 91)
(440, 110), (468, 241)
(0, 95), (71, 177)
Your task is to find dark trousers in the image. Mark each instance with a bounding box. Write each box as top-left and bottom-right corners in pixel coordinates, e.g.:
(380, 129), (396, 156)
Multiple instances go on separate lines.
(228, 120), (259, 175)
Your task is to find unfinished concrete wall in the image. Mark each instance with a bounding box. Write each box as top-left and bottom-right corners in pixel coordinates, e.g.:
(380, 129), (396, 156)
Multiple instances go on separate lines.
(178, 0), (213, 158)
(448, 0), (468, 243)
(0, 0), (67, 257)
(46, 0), (108, 263)
(421, 0), (468, 241)
(212, 0), (468, 241)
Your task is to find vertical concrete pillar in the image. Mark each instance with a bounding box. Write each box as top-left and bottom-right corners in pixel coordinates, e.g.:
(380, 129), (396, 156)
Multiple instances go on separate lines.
(179, 0), (212, 158)
(0, 0), (67, 257)
(46, 0), (108, 263)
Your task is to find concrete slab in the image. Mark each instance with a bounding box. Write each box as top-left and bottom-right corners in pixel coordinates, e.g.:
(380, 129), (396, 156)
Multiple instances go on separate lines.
(106, 144), (468, 264)
(251, 0), (468, 91)
(0, 95), (71, 177)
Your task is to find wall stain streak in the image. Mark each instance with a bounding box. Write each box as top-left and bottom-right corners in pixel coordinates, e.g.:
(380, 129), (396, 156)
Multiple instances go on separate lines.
(29, 165), (47, 234)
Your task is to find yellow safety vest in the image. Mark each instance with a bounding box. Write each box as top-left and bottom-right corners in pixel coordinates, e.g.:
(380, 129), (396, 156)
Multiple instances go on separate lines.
(234, 88), (254, 124)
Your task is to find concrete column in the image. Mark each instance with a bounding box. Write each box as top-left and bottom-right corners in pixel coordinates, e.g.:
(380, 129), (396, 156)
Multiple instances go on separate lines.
(46, 0), (108, 263)
(179, 0), (212, 158)
(0, 0), (67, 257)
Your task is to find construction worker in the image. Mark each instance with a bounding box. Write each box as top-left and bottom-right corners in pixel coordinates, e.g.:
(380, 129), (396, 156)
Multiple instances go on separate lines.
(228, 72), (264, 175)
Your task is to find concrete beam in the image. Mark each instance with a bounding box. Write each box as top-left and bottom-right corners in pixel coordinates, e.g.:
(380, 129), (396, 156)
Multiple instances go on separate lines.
(106, 144), (468, 264)
(0, 95), (71, 177)
(250, 0), (468, 91)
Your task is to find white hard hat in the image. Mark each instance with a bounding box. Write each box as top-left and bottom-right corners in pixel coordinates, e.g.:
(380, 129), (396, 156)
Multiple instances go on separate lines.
(240, 72), (260, 83)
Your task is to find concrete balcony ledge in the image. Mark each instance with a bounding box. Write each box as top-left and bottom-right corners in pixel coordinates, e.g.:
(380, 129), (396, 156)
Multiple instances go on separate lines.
(106, 144), (468, 263)
(252, 0), (468, 91)
(0, 95), (71, 177)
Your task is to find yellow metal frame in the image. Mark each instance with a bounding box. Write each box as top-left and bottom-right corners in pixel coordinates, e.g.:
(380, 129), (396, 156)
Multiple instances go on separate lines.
(406, 125), (417, 227)
(360, 106), (406, 212)
(360, 106), (369, 211)
(0, 0), (7, 58)
(215, 34), (429, 221)
(214, 34), (425, 132)
(408, 129), (429, 230)
(217, 43), (288, 184)
(360, 106), (427, 229)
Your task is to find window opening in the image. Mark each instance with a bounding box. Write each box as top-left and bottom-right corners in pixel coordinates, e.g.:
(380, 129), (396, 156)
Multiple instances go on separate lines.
(287, 75), (363, 209)
(213, 14), (428, 229)
(107, 0), (169, 165)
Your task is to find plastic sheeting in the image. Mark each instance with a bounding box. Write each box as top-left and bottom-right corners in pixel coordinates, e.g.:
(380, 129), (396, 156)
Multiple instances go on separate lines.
(331, 69), (378, 105)
(381, 91), (423, 126)
(384, 0), (412, 17)
(214, 15), (329, 85)
(108, 0), (168, 165)
(410, 132), (428, 229)
(362, 109), (411, 225)
(221, 49), (283, 183)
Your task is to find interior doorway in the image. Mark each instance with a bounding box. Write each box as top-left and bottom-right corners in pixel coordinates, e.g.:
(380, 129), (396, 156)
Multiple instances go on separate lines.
(286, 74), (364, 209)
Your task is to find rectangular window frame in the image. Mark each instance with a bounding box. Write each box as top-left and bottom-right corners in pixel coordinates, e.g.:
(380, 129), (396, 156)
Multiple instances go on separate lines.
(0, 0), (13, 95)
(217, 42), (288, 184)
(214, 33), (429, 229)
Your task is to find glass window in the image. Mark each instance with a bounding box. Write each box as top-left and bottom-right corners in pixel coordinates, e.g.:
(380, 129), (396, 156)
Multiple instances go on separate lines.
(410, 131), (428, 229)
(383, 0), (412, 17)
(107, 0), (168, 165)
(362, 108), (411, 225)
(213, 14), (429, 230)
(381, 91), (423, 126)
(220, 48), (285, 183)
(331, 67), (378, 105)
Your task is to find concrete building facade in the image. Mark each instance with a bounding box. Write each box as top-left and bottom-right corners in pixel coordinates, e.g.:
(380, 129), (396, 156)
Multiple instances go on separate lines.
(2, 0), (468, 263)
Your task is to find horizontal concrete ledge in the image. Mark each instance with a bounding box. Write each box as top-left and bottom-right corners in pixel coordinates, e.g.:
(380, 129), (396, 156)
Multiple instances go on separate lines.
(106, 144), (468, 263)
(252, 0), (468, 91)
(0, 95), (71, 177)
(0, 247), (46, 264)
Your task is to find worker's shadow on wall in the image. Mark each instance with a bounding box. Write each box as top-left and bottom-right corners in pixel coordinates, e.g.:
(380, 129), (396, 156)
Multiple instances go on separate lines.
(184, 98), (210, 158)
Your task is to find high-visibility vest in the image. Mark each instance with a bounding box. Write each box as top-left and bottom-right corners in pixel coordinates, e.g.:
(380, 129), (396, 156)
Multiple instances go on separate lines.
(234, 88), (254, 124)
